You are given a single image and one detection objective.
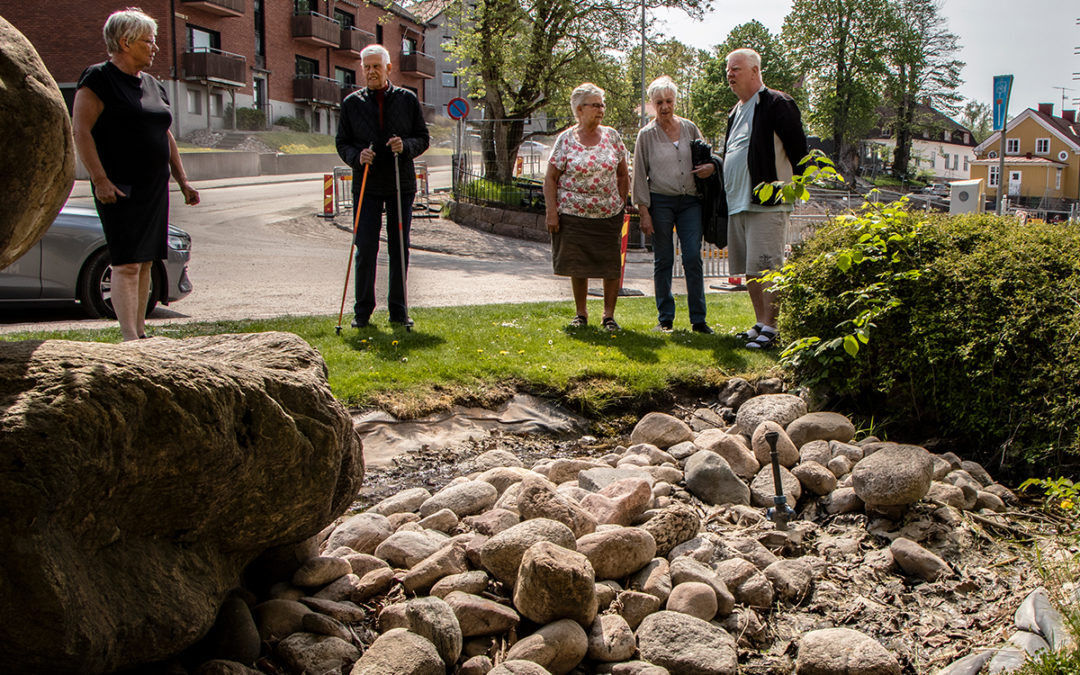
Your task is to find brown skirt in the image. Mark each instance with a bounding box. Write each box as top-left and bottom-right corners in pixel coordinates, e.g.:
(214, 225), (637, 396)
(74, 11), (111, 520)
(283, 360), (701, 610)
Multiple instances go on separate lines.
(551, 211), (624, 279)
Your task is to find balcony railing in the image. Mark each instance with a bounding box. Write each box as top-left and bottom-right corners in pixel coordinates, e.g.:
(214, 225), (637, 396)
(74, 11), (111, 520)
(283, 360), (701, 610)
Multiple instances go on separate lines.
(291, 11), (341, 48)
(398, 51), (436, 79)
(181, 48), (246, 86)
(294, 75), (343, 106)
(340, 83), (361, 102)
(180, 0), (244, 17)
(338, 26), (375, 55)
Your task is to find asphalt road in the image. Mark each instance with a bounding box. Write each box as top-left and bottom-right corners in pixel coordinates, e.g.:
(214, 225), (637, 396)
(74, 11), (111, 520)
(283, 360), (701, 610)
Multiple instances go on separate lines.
(0, 175), (665, 334)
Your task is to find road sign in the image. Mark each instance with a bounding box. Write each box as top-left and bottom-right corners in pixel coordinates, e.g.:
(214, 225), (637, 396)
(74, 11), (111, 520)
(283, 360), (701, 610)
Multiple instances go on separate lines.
(992, 75), (1013, 131)
(447, 97), (469, 120)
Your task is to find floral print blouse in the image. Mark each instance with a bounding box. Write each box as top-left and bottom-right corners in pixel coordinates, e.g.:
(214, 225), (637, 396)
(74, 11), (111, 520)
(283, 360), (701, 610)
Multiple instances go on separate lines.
(549, 125), (627, 219)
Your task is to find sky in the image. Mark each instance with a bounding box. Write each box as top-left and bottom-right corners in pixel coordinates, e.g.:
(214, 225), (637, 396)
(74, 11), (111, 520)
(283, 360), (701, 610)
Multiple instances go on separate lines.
(654, 0), (1079, 120)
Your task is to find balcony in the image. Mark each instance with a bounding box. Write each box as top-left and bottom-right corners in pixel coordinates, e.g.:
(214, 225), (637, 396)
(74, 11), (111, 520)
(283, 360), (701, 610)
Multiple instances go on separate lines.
(398, 51), (436, 79)
(180, 0), (244, 17)
(340, 83), (361, 102)
(181, 48), (246, 87)
(337, 26), (375, 56)
(291, 12), (341, 48)
(294, 75), (343, 106)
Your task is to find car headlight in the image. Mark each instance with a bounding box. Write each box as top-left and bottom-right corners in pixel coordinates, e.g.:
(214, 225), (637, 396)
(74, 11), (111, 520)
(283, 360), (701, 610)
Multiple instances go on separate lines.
(168, 233), (190, 252)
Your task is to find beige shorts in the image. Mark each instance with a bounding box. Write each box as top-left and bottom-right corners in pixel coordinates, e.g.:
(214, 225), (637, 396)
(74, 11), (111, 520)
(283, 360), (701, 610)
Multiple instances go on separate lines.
(727, 210), (789, 276)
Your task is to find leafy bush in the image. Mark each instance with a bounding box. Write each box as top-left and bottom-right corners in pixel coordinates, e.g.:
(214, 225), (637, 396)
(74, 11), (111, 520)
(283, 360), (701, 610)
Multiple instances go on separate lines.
(275, 115), (310, 133)
(225, 105), (265, 131)
(774, 200), (1080, 470)
(461, 178), (543, 210)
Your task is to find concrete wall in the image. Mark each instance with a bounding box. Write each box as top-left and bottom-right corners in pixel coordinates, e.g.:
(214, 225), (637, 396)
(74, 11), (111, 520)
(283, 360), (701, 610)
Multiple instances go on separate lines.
(448, 201), (548, 242)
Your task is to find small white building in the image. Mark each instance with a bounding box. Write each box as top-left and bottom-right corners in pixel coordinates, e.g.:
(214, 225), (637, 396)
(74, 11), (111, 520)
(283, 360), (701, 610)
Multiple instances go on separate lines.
(862, 103), (978, 181)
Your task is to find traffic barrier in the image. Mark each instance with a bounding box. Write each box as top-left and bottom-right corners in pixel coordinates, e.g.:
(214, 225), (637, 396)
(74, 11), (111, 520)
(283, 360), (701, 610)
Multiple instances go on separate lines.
(323, 174), (334, 216)
(333, 166), (353, 214)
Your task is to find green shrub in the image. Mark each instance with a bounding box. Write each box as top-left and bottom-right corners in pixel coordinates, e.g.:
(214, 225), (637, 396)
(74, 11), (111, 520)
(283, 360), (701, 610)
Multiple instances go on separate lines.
(461, 177), (543, 210)
(275, 115), (310, 133)
(775, 200), (1080, 470)
(231, 106), (265, 131)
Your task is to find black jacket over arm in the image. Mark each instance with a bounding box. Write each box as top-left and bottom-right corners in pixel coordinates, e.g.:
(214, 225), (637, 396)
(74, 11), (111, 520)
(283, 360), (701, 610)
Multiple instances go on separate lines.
(336, 84), (430, 197)
(723, 87), (808, 207)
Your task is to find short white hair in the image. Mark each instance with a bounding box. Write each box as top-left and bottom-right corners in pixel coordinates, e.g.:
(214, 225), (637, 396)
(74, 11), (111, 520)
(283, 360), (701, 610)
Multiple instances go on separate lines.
(103, 7), (157, 55)
(360, 44), (391, 65)
(647, 75), (678, 102)
(726, 48), (761, 70)
(570, 82), (605, 119)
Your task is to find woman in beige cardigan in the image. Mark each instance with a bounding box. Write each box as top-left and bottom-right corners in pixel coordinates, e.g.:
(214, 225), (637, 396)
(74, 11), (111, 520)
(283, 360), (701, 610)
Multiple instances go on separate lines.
(632, 75), (715, 334)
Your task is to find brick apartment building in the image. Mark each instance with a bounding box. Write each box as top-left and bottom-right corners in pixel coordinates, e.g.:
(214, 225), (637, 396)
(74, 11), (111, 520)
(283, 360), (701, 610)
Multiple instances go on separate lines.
(2, 0), (435, 138)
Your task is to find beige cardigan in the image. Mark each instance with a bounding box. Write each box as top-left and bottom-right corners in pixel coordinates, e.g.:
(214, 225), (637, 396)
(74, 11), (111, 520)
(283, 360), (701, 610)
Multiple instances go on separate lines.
(631, 117), (704, 208)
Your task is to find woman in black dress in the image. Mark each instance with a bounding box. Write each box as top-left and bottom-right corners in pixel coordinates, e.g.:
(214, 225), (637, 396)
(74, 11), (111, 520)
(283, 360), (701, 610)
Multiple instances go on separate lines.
(72, 8), (199, 341)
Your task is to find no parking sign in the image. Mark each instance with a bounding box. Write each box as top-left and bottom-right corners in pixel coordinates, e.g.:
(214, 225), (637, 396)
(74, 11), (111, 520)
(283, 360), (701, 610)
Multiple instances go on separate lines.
(447, 97), (469, 120)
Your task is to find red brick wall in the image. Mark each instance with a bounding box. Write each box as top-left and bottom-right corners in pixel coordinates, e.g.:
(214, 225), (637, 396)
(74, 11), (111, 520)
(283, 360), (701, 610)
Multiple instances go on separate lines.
(2, 0), (428, 105)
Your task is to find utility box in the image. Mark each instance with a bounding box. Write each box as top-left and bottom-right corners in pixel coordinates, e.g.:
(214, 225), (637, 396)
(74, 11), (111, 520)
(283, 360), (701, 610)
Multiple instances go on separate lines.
(950, 179), (985, 215)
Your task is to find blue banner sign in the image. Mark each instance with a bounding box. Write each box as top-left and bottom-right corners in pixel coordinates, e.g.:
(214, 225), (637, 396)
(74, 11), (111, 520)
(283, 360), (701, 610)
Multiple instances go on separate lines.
(992, 75), (1013, 131)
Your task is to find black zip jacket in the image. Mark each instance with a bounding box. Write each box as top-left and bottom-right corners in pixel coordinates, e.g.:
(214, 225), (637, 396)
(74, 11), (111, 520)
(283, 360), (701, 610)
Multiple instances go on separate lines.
(723, 87), (808, 207)
(690, 139), (728, 248)
(336, 83), (430, 197)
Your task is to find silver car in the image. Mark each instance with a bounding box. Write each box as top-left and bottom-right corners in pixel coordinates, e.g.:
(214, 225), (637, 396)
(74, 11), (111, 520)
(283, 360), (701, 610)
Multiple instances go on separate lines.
(0, 205), (192, 318)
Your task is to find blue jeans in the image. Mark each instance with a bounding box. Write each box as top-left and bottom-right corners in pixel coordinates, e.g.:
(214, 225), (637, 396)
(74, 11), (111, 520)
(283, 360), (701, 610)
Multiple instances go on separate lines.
(649, 193), (706, 324)
(353, 191), (414, 322)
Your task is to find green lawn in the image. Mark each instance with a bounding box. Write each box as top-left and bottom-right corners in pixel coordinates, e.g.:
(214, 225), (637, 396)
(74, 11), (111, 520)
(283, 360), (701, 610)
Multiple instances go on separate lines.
(2, 295), (776, 417)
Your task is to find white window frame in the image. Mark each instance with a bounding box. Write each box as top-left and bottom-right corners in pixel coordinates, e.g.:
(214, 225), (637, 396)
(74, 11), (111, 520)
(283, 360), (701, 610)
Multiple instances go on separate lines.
(1006, 138), (1020, 155)
(989, 165), (1000, 187)
(952, 154), (959, 170)
(963, 156), (969, 172)
(440, 71), (456, 88)
(1035, 138), (1050, 155)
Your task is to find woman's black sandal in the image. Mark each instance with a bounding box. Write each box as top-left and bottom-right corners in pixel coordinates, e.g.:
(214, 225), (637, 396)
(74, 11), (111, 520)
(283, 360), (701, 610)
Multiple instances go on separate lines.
(736, 323), (764, 341)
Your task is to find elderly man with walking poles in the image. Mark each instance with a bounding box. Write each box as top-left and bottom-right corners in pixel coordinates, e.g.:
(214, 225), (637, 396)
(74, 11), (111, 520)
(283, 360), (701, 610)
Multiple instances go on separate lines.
(336, 44), (429, 330)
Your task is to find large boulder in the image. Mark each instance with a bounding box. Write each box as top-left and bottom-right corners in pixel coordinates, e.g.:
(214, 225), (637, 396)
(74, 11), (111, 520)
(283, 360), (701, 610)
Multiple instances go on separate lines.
(735, 394), (807, 436)
(0, 333), (364, 673)
(0, 16), (75, 269)
(851, 443), (933, 508)
(636, 610), (738, 675)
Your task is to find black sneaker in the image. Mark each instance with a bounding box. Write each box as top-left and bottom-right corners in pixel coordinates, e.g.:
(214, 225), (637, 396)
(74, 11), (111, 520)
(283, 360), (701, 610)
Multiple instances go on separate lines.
(692, 322), (715, 334)
(390, 316), (414, 328)
(351, 317), (370, 328)
(654, 320), (673, 332)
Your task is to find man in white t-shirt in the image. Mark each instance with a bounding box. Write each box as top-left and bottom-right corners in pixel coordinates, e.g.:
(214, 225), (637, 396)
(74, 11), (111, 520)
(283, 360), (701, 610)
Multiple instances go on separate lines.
(723, 48), (808, 349)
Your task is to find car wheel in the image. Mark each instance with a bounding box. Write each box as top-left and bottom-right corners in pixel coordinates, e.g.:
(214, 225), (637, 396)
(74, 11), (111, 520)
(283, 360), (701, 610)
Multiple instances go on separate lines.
(77, 249), (159, 319)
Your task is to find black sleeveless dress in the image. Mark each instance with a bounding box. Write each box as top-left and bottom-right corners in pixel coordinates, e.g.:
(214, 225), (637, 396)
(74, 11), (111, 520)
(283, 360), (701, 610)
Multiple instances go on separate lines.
(77, 61), (172, 265)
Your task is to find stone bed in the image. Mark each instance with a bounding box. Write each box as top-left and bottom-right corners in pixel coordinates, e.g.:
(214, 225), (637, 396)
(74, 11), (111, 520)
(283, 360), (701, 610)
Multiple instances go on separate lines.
(178, 383), (1074, 675)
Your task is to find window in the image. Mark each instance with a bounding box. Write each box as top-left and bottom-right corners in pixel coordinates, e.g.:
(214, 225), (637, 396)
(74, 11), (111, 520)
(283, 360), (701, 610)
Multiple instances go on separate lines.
(334, 9), (355, 28)
(210, 92), (223, 117)
(941, 153), (949, 169)
(254, 0), (265, 61)
(1006, 138), (1019, 154)
(963, 156), (969, 172)
(952, 154), (959, 170)
(335, 66), (356, 87)
(187, 89), (202, 114)
(187, 25), (220, 51)
(294, 0), (312, 14)
(295, 55), (319, 78)
(1035, 138), (1050, 154)
(1057, 168), (1063, 190)
(402, 36), (417, 55)
(440, 71), (456, 88)
(989, 165), (1000, 187)
(376, 25), (383, 44)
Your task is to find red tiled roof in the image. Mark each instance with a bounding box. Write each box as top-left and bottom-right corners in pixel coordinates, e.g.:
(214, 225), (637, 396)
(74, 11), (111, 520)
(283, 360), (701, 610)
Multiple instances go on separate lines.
(1032, 109), (1080, 146)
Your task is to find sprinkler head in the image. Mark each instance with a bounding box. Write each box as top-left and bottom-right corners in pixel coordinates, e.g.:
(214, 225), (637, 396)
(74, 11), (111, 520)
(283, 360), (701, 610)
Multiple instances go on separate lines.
(335, 326), (342, 335)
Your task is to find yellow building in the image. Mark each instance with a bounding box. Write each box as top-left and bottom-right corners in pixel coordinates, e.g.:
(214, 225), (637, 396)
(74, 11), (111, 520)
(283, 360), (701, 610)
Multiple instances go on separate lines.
(970, 104), (1080, 215)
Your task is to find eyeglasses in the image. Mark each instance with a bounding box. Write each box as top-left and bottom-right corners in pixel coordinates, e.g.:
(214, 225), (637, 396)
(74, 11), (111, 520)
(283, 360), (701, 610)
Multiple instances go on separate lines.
(583, 102), (606, 109)
(133, 37), (157, 47)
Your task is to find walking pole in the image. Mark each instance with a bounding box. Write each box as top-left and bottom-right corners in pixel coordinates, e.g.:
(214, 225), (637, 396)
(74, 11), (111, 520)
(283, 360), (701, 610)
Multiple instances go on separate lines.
(393, 151), (411, 332)
(335, 152), (372, 335)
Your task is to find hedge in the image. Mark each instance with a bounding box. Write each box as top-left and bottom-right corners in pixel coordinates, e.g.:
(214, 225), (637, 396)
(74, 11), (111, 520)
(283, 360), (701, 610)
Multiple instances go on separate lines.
(775, 200), (1080, 471)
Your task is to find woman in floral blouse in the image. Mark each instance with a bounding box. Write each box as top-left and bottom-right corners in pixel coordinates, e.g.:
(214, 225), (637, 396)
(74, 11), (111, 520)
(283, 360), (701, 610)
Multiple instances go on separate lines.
(543, 82), (630, 331)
